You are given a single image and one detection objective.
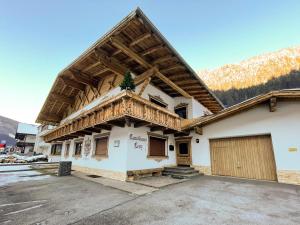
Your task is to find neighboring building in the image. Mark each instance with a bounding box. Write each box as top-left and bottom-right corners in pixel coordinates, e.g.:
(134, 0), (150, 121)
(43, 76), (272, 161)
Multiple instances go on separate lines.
(15, 123), (38, 154)
(34, 125), (55, 156)
(35, 8), (300, 185)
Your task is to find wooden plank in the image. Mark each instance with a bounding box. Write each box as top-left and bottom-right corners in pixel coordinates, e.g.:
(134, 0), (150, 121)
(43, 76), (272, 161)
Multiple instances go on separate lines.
(69, 69), (98, 88)
(59, 76), (86, 91)
(155, 70), (192, 98)
(51, 93), (74, 105)
(134, 67), (157, 85)
(209, 135), (277, 181)
(110, 36), (152, 68)
(141, 44), (164, 56)
(153, 55), (177, 65)
(94, 48), (127, 77)
(269, 97), (277, 112)
(129, 33), (152, 47)
(138, 77), (151, 96)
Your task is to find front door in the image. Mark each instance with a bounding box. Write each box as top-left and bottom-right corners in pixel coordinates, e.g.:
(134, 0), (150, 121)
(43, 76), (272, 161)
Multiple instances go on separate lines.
(176, 138), (191, 166)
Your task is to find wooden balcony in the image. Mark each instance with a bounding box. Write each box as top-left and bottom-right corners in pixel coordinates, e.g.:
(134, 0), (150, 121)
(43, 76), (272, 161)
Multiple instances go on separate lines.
(43, 91), (181, 142)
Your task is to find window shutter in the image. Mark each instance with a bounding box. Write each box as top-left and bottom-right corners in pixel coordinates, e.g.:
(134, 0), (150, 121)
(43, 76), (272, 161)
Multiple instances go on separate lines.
(149, 137), (166, 156)
(95, 137), (108, 156)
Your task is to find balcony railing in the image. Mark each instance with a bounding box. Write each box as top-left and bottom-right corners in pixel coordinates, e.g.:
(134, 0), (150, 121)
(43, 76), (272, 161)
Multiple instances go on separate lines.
(44, 91), (181, 142)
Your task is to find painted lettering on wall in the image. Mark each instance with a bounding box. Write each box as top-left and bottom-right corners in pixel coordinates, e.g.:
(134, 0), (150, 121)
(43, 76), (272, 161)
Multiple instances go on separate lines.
(129, 134), (147, 142)
(129, 134), (147, 151)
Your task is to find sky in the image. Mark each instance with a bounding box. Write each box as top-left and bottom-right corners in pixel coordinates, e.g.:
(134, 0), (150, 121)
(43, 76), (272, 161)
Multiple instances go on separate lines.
(0, 0), (300, 124)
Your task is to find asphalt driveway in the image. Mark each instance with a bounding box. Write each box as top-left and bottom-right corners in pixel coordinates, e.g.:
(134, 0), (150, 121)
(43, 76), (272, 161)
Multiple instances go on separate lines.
(1, 175), (299, 225)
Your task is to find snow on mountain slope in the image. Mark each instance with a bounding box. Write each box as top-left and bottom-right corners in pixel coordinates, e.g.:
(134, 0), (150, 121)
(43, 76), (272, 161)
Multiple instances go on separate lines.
(198, 46), (300, 91)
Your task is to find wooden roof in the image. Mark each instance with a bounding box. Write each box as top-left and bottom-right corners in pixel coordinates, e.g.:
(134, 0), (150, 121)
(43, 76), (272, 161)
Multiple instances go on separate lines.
(183, 89), (300, 130)
(36, 8), (223, 125)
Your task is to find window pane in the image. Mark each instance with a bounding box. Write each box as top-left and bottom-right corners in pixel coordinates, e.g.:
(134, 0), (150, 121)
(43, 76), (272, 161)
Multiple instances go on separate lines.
(75, 143), (82, 155)
(175, 107), (187, 119)
(179, 143), (189, 155)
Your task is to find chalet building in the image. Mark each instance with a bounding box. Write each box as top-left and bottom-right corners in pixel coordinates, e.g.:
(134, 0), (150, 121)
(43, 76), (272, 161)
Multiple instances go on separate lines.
(15, 123), (38, 154)
(34, 125), (55, 156)
(36, 8), (300, 185)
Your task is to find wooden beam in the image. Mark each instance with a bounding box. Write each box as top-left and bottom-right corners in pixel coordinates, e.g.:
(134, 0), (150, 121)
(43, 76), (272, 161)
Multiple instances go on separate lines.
(129, 33), (152, 47)
(269, 97), (277, 112)
(153, 55), (177, 65)
(83, 61), (101, 72)
(39, 113), (62, 122)
(138, 77), (151, 96)
(110, 37), (152, 69)
(141, 44), (164, 56)
(134, 121), (151, 128)
(155, 70), (192, 98)
(84, 127), (101, 133)
(107, 120), (125, 127)
(69, 69), (98, 88)
(51, 93), (74, 105)
(59, 76), (86, 91)
(134, 67), (157, 85)
(160, 65), (185, 73)
(94, 124), (112, 131)
(150, 126), (165, 132)
(93, 68), (110, 77)
(94, 48), (127, 77)
(194, 126), (203, 135)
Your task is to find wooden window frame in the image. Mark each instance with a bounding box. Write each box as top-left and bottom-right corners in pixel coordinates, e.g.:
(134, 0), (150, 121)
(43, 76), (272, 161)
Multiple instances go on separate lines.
(50, 143), (62, 156)
(73, 139), (83, 158)
(174, 103), (188, 119)
(147, 132), (168, 159)
(149, 95), (168, 108)
(64, 142), (70, 158)
(92, 133), (110, 160)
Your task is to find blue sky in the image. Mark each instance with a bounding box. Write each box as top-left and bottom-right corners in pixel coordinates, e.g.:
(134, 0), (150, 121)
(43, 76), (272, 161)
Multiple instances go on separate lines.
(0, 0), (300, 123)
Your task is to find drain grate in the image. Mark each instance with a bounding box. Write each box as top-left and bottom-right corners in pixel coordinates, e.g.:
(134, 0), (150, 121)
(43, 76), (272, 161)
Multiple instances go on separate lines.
(87, 174), (101, 178)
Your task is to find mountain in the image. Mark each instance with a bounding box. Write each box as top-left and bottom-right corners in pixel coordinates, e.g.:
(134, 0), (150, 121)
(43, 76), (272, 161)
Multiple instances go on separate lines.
(198, 46), (300, 91)
(0, 115), (19, 146)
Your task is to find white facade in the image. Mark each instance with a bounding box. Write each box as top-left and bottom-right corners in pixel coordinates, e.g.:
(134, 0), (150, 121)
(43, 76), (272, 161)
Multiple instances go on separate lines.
(191, 101), (300, 183)
(43, 82), (300, 184)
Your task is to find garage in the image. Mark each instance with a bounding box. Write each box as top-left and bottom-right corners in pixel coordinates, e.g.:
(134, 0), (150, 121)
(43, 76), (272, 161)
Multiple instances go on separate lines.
(210, 135), (277, 181)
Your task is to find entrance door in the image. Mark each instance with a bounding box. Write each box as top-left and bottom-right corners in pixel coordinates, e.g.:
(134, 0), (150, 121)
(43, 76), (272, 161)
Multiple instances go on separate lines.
(176, 138), (191, 166)
(210, 135), (277, 181)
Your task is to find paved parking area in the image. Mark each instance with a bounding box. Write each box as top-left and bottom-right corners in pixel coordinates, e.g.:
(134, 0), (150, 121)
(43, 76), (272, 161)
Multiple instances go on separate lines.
(1, 175), (300, 225)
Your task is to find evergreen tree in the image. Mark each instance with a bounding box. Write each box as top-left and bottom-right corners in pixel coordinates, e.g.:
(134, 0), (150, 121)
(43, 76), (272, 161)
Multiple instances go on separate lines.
(120, 71), (135, 91)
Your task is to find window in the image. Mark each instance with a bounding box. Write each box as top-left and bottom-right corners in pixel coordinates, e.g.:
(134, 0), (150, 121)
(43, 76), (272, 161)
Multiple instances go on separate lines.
(51, 144), (62, 155)
(95, 136), (108, 156)
(178, 143), (189, 155)
(64, 143), (70, 157)
(74, 142), (82, 156)
(149, 136), (166, 157)
(149, 95), (167, 108)
(175, 106), (187, 119)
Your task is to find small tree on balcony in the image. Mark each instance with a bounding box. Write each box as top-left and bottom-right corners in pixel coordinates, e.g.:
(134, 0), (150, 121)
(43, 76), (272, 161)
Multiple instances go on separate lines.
(120, 71), (135, 91)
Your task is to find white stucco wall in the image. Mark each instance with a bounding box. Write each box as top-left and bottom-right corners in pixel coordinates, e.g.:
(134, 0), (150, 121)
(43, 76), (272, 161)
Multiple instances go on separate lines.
(126, 126), (176, 171)
(59, 126), (129, 173)
(191, 101), (300, 171)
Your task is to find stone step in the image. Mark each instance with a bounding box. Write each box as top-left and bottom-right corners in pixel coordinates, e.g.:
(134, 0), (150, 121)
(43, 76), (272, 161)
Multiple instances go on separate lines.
(162, 171), (202, 179)
(163, 168), (199, 174)
(164, 166), (195, 171)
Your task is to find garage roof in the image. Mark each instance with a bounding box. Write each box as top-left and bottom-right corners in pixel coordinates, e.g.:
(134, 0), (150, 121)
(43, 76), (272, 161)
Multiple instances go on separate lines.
(184, 89), (300, 130)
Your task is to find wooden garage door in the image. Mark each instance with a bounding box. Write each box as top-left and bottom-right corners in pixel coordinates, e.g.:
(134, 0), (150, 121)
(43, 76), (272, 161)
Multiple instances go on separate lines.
(210, 135), (277, 181)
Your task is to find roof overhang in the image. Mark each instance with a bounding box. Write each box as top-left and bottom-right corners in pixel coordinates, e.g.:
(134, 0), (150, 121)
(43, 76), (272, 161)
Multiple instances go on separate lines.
(183, 89), (300, 130)
(36, 7), (223, 125)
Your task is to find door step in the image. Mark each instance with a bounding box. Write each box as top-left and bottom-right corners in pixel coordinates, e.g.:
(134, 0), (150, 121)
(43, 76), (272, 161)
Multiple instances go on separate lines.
(162, 166), (203, 179)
